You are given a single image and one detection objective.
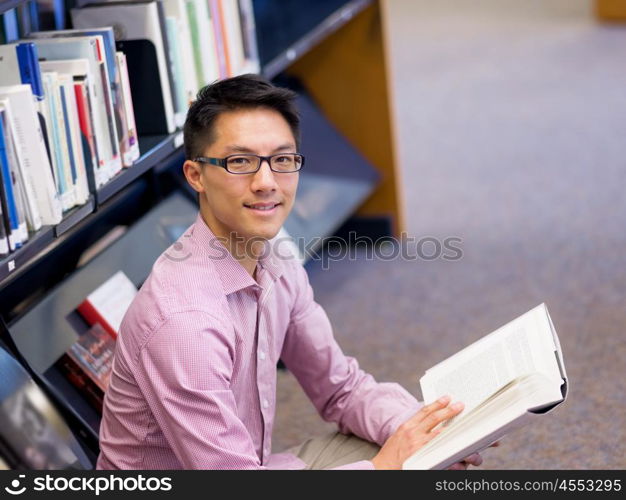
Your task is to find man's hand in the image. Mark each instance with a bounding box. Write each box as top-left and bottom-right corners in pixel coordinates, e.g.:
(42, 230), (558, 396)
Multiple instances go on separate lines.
(371, 395), (464, 470)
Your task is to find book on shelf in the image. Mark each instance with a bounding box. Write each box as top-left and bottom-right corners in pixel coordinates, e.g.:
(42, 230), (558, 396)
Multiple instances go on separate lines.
(238, 0), (260, 74)
(77, 270), (138, 339)
(403, 303), (568, 470)
(40, 70), (78, 211)
(71, 0), (177, 135)
(56, 323), (116, 412)
(114, 51), (140, 165)
(31, 35), (123, 185)
(162, 0), (199, 105)
(38, 58), (99, 196)
(185, 0), (220, 88)
(0, 109), (25, 251)
(0, 84), (62, 227)
(1, 101), (33, 241)
(0, 99), (43, 234)
(30, 27), (140, 168)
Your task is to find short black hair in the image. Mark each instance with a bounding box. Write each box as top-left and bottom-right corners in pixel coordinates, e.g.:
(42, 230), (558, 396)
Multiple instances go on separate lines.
(183, 74), (300, 160)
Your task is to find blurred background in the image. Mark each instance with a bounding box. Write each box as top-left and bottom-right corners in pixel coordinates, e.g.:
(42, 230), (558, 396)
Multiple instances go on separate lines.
(273, 0), (626, 469)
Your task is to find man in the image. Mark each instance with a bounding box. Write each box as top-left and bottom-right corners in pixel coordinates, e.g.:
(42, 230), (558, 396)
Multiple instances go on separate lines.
(97, 75), (483, 470)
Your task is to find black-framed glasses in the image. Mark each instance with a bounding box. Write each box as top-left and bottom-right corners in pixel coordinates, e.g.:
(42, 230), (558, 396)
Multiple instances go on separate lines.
(194, 153), (305, 174)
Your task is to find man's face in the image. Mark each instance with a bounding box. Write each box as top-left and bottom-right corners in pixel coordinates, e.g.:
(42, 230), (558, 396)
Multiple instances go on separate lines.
(187, 107), (299, 243)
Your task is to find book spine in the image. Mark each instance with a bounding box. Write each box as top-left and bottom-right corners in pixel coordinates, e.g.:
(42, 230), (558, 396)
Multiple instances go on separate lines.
(95, 38), (122, 179)
(185, 0), (205, 89)
(208, 0), (228, 79)
(45, 72), (76, 211)
(60, 75), (89, 205)
(16, 43), (45, 101)
(76, 299), (118, 340)
(59, 85), (79, 191)
(73, 80), (98, 195)
(238, 0), (260, 72)
(115, 52), (139, 164)
(165, 16), (187, 127)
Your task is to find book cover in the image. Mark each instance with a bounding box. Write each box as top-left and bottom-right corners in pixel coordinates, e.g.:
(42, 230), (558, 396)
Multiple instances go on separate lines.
(77, 270), (138, 339)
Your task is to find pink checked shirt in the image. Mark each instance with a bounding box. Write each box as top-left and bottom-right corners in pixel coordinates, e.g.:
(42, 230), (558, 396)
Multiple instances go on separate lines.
(97, 213), (421, 470)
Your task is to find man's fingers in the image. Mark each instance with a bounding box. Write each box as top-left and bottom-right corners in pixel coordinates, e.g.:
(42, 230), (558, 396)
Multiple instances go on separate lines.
(406, 396), (452, 426)
(462, 453), (483, 467)
(419, 401), (464, 432)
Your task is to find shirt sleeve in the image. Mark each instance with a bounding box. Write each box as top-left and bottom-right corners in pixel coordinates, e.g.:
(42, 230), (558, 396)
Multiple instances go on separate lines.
(132, 310), (265, 469)
(280, 262), (423, 451)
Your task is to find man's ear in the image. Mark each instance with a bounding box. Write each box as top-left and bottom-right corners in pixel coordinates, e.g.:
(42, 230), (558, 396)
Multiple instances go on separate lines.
(183, 160), (205, 195)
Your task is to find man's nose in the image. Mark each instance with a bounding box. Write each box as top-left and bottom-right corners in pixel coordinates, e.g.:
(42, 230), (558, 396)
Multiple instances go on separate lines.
(251, 159), (278, 191)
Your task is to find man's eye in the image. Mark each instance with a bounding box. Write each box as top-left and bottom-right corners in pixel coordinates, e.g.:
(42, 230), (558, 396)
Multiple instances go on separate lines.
(274, 156), (292, 163)
(229, 157), (251, 164)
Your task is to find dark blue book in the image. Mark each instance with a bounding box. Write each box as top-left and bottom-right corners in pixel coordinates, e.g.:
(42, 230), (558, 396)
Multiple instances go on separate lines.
(16, 42), (45, 100)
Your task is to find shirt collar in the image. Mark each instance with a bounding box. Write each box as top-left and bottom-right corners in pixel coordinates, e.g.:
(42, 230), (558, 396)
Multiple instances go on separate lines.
(190, 213), (283, 295)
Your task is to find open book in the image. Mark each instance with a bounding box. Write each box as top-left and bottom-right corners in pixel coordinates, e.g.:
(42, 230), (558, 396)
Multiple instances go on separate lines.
(403, 303), (568, 470)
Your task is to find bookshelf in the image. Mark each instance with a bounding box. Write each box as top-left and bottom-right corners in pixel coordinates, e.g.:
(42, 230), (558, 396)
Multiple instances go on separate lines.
(0, 0), (405, 462)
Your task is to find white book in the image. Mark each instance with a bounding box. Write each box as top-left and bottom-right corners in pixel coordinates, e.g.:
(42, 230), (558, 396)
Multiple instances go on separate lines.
(0, 99), (42, 232)
(163, 0), (199, 103)
(77, 270), (138, 340)
(0, 85), (62, 226)
(71, 0), (177, 134)
(221, 0), (245, 76)
(115, 53), (140, 166)
(41, 71), (76, 211)
(403, 303), (568, 470)
(33, 36), (122, 185)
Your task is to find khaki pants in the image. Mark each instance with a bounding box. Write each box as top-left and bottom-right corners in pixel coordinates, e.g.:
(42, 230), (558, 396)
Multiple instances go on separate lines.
(287, 432), (380, 470)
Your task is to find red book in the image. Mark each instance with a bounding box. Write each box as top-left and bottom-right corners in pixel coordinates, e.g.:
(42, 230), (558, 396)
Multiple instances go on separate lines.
(57, 323), (116, 412)
(76, 271), (137, 339)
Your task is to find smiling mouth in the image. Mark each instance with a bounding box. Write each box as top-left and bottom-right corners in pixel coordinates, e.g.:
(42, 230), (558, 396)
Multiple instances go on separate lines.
(244, 202), (281, 211)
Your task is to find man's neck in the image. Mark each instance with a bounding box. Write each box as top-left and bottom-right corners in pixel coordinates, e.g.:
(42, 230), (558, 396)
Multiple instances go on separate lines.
(199, 212), (261, 279)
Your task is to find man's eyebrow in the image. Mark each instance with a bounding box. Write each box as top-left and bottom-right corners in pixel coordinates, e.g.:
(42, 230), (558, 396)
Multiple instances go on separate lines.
(223, 144), (296, 154)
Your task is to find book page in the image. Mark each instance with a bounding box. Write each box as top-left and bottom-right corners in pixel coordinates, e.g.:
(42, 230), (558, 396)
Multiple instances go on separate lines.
(420, 304), (563, 415)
